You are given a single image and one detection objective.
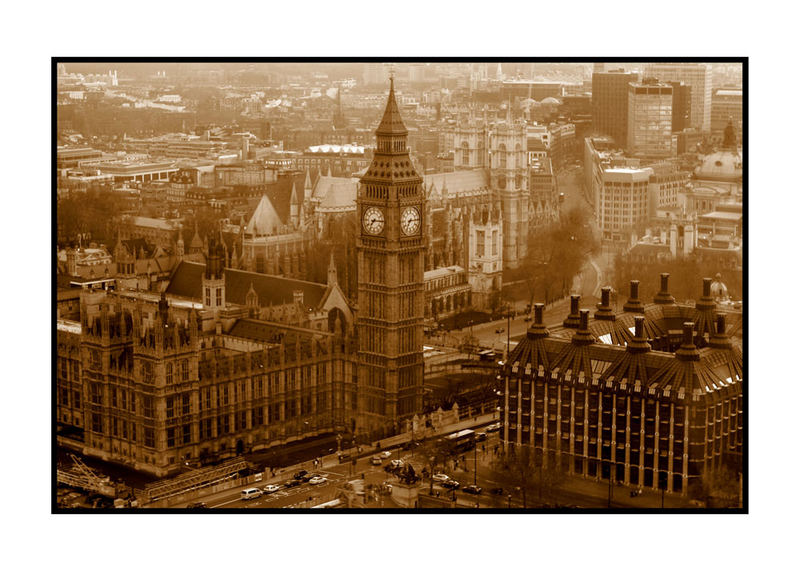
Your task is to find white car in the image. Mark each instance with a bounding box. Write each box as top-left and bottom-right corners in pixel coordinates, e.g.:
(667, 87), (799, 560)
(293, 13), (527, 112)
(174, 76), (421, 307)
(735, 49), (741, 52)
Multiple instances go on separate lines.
(380, 451), (392, 459)
(263, 484), (280, 494)
(390, 459), (404, 470)
(308, 476), (327, 485)
(432, 473), (450, 483)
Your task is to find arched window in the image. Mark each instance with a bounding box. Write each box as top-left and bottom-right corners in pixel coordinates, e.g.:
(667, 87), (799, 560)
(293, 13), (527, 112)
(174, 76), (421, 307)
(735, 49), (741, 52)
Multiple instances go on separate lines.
(498, 144), (506, 169)
(461, 142), (470, 166)
(477, 140), (484, 166)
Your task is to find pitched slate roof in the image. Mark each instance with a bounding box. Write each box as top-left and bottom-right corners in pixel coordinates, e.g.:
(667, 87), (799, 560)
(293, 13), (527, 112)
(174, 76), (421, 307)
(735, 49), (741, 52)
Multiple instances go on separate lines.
(165, 261), (327, 309)
(423, 171), (489, 198)
(245, 194), (283, 236)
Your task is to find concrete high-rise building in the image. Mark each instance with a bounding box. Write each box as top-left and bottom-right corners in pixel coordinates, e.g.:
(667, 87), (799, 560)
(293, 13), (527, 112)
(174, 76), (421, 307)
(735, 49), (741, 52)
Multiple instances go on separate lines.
(627, 80), (673, 157)
(356, 78), (426, 432)
(592, 69), (639, 147)
(669, 81), (692, 133)
(598, 166), (653, 243)
(645, 63), (712, 132)
(711, 88), (743, 142)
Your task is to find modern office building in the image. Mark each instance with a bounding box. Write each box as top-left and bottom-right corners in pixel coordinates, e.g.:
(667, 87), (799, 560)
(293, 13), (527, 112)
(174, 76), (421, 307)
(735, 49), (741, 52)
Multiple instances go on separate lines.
(592, 69), (639, 147)
(627, 80), (674, 157)
(500, 276), (742, 496)
(598, 166), (653, 243)
(669, 82), (692, 134)
(711, 88), (743, 142)
(645, 63), (712, 132)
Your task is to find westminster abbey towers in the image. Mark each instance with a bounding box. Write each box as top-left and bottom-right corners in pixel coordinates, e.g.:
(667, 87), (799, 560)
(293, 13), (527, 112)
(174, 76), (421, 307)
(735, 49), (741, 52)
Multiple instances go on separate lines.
(453, 116), (529, 267)
(356, 79), (426, 434)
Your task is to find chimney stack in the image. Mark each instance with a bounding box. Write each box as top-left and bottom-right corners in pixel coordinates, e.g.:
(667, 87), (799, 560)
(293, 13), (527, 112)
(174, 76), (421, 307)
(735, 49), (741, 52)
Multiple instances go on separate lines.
(708, 314), (732, 350)
(626, 315), (651, 354)
(595, 286), (616, 321)
(572, 309), (595, 345)
(675, 321), (700, 361)
(527, 302), (549, 339)
(623, 280), (645, 313)
(563, 295), (581, 328)
(653, 273), (675, 305)
(696, 277), (716, 311)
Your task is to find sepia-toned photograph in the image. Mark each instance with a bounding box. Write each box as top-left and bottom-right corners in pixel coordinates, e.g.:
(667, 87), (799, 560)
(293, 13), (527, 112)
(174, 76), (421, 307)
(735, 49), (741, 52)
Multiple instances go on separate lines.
(53, 59), (745, 513)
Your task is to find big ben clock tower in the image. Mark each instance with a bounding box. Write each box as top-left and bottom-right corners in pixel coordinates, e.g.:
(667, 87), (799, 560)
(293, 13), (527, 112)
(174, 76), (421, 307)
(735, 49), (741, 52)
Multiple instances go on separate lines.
(356, 77), (425, 435)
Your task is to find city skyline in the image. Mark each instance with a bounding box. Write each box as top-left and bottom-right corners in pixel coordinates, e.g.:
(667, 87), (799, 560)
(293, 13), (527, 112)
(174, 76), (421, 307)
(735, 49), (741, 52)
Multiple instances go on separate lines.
(55, 58), (744, 514)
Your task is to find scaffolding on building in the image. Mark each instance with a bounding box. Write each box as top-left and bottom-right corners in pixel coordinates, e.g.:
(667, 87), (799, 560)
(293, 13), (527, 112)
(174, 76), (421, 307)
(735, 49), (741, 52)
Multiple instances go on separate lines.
(57, 454), (117, 497)
(141, 457), (249, 503)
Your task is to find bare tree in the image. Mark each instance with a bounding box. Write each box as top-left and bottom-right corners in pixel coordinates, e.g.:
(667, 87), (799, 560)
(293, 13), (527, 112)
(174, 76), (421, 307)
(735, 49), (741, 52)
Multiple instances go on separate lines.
(489, 445), (567, 508)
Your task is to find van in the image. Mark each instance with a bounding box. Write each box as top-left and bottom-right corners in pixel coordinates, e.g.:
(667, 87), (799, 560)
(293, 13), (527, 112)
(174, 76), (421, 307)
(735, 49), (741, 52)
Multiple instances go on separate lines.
(241, 488), (263, 500)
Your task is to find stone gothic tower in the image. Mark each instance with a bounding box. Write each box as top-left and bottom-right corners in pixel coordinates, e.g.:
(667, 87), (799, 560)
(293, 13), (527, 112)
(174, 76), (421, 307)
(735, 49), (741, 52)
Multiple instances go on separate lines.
(202, 234), (226, 314)
(356, 78), (426, 435)
(489, 119), (529, 268)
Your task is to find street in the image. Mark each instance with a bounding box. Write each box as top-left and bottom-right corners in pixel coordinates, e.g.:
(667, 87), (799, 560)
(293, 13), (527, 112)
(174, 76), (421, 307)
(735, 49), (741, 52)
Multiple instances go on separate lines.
(187, 428), (695, 510)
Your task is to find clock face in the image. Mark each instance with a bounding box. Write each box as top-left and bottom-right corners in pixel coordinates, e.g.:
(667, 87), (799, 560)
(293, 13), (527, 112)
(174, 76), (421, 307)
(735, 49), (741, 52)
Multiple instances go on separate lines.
(401, 206), (421, 236)
(362, 206), (385, 235)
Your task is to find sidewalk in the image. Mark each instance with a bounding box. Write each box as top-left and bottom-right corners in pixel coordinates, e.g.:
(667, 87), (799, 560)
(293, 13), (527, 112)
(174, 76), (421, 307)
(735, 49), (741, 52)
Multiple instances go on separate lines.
(452, 445), (692, 509)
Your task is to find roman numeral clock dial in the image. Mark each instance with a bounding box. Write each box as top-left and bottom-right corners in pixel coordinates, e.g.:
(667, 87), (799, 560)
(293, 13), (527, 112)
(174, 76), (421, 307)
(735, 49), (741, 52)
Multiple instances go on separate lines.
(401, 206), (420, 236)
(362, 206), (385, 235)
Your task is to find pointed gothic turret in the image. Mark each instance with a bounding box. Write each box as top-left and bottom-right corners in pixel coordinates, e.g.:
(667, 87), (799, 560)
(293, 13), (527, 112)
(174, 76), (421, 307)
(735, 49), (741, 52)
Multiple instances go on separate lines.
(327, 252), (338, 286)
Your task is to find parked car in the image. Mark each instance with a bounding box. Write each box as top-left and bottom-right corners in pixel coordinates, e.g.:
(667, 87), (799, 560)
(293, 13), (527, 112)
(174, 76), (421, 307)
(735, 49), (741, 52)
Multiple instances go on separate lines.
(293, 470), (308, 480)
(463, 485), (482, 495)
(309, 476), (327, 485)
(390, 459), (404, 470)
(380, 451), (392, 459)
(186, 502), (208, 509)
(441, 480), (460, 490)
(284, 479), (301, 489)
(263, 484), (280, 494)
(485, 422), (502, 433)
(432, 473), (450, 483)
(300, 472), (315, 482)
(338, 453), (351, 463)
(371, 456), (383, 466)
(475, 432), (487, 442)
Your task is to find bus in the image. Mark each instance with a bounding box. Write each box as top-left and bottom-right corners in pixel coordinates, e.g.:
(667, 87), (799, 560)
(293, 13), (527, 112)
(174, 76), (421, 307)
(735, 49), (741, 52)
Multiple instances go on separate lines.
(444, 429), (476, 454)
(311, 498), (342, 509)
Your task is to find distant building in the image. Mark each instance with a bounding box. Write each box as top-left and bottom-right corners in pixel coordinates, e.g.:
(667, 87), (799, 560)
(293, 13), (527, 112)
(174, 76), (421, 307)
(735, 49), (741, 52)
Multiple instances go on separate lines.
(627, 80), (673, 158)
(598, 166), (653, 243)
(668, 81), (692, 134)
(592, 69), (639, 147)
(119, 216), (182, 250)
(710, 89), (743, 143)
(645, 63), (712, 132)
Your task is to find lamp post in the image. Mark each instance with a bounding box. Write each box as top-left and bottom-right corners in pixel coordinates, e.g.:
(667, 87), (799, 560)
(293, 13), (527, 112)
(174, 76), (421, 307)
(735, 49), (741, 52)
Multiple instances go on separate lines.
(474, 439), (478, 487)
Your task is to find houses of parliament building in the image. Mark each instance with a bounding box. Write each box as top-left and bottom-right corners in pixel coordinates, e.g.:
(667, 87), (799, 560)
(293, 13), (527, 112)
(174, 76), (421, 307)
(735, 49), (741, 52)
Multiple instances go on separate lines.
(56, 83), (427, 477)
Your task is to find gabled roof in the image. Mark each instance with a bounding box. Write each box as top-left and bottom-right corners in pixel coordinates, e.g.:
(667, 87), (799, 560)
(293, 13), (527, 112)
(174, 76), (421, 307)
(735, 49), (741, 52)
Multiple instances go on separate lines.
(165, 261), (328, 309)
